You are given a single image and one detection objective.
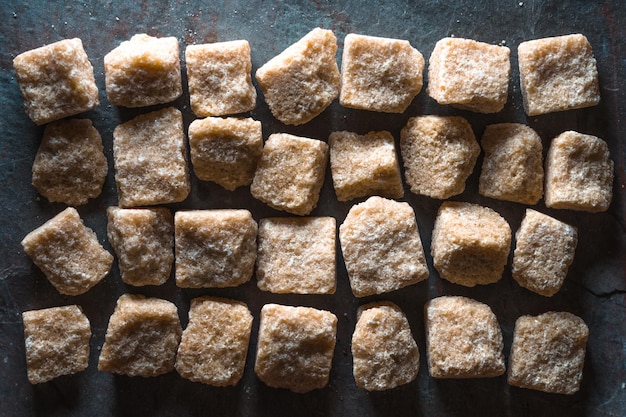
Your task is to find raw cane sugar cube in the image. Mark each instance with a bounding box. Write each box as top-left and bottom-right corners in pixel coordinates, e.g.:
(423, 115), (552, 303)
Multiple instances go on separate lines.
(425, 296), (505, 378)
(98, 294), (182, 377)
(254, 304), (337, 393)
(518, 34), (600, 116)
(176, 297), (253, 386)
(431, 202), (511, 287)
(545, 131), (613, 212)
(508, 312), (588, 394)
(340, 34), (424, 113)
(13, 38), (99, 125)
(255, 27), (340, 125)
(427, 37), (510, 113)
(256, 217), (336, 294)
(329, 130), (404, 201)
(251, 133), (328, 216)
(339, 196), (429, 297)
(400, 115), (479, 199)
(21, 207), (113, 296)
(22, 305), (91, 384)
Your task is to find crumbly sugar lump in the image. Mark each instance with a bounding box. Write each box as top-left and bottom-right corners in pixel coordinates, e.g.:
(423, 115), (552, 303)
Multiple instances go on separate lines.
(32, 118), (107, 206)
(400, 115), (480, 199)
(104, 34), (182, 107)
(23, 305), (91, 384)
(512, 209), (578, 297)
(340, 33), (424, 113)
(255, 27), (340, 125)
(431, 201), (511, 287)
(106, 206), (174, 287)
(254, 304), (337, 393)
(175, 210), (257, 288)
(98, 294), (182, 377)
(13, 38), (99, 125)
(186, 40), (256, 117)
(21, 207), (113, 296)
(176, 297), (253, 386)
(518, 34), (600, 116)
(427, 37), (510, 113)
(113, 107), (190, 207)
(545, 130), (613, 212)
(352, 302), (420, 391)
(329, 130), (404, 201)
(508, 312), (589, 394)
(251, 133), (328, 216)
(425, 296), (505, 379)
(188, 116), (262, 191)
(339, 196), (429, 297)
(256, 217), (336, 294)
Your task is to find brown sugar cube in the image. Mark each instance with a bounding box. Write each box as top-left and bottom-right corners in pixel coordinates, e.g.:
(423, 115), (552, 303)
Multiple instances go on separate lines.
(255, 27), (340, 125)
(425, 296), (505, 378)
(256, 217), (336, 294)
(13, 38), (99, 125)
(545, 131), (613, 212)
(251, 133), (328, 216)
(427, 37), (510, 113)
(175, 210), (257, 288)
(98, 294), (182, 377)
(176, 297), (253, 386)
(113, 107), (190, 207)
(400, 115), (479, 199)
(352, 302), (420, 391)
(518, 34), (600, 116)
(104, 34), (182, 108)
(508, 312), (589, 394)
(21, 207), (113, 296)
(32, 119), (107, 206)
(22, 305), (91, 384)
(255, 304), (337, 393)
(107, 207), (174, 287)
(186, 40), (256, 117)
(329, 130), (404, 201)
(431, 202), (511, 287)
(188, 117), (262, 191)
(340, 34), (424, 113)
(339, 196), (429, 297)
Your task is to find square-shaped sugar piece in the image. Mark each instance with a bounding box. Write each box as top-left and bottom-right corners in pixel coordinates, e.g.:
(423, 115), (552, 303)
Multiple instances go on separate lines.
(427, 37), (510, 113)
(329, 130), (404, 201)
(257, 217), (336, 294)
(518, 34), (600, 116)
(188, 117), (262, 191)
(508, 312), (588, 394)
(175, 210), (257, 288)
(339, 196), (428, 297)
(255, 304), (337, 393)
(13, 38), (99, 125)
(21, 207), (112, 295)
(23, 305), (91, 384)
(251, 133), (328, 215)
(340, 34), (424, 113)
(186, 40), (256, 117)
(104, 34), (182, 107)
(176, 297), (253, 386)
(113, 107), (190, 207)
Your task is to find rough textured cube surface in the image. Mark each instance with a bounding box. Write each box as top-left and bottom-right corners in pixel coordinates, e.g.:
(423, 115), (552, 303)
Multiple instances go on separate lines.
(508, 312), (588, 394)
(13, 38), (99, 125)
(339, 196), (428, 297)
(23, 305), (91, 384)
(340, 34), (424, 113)
(255, 304), (337, 393)
(518, 34), (600, 116)
(255, 28), (340, 125)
